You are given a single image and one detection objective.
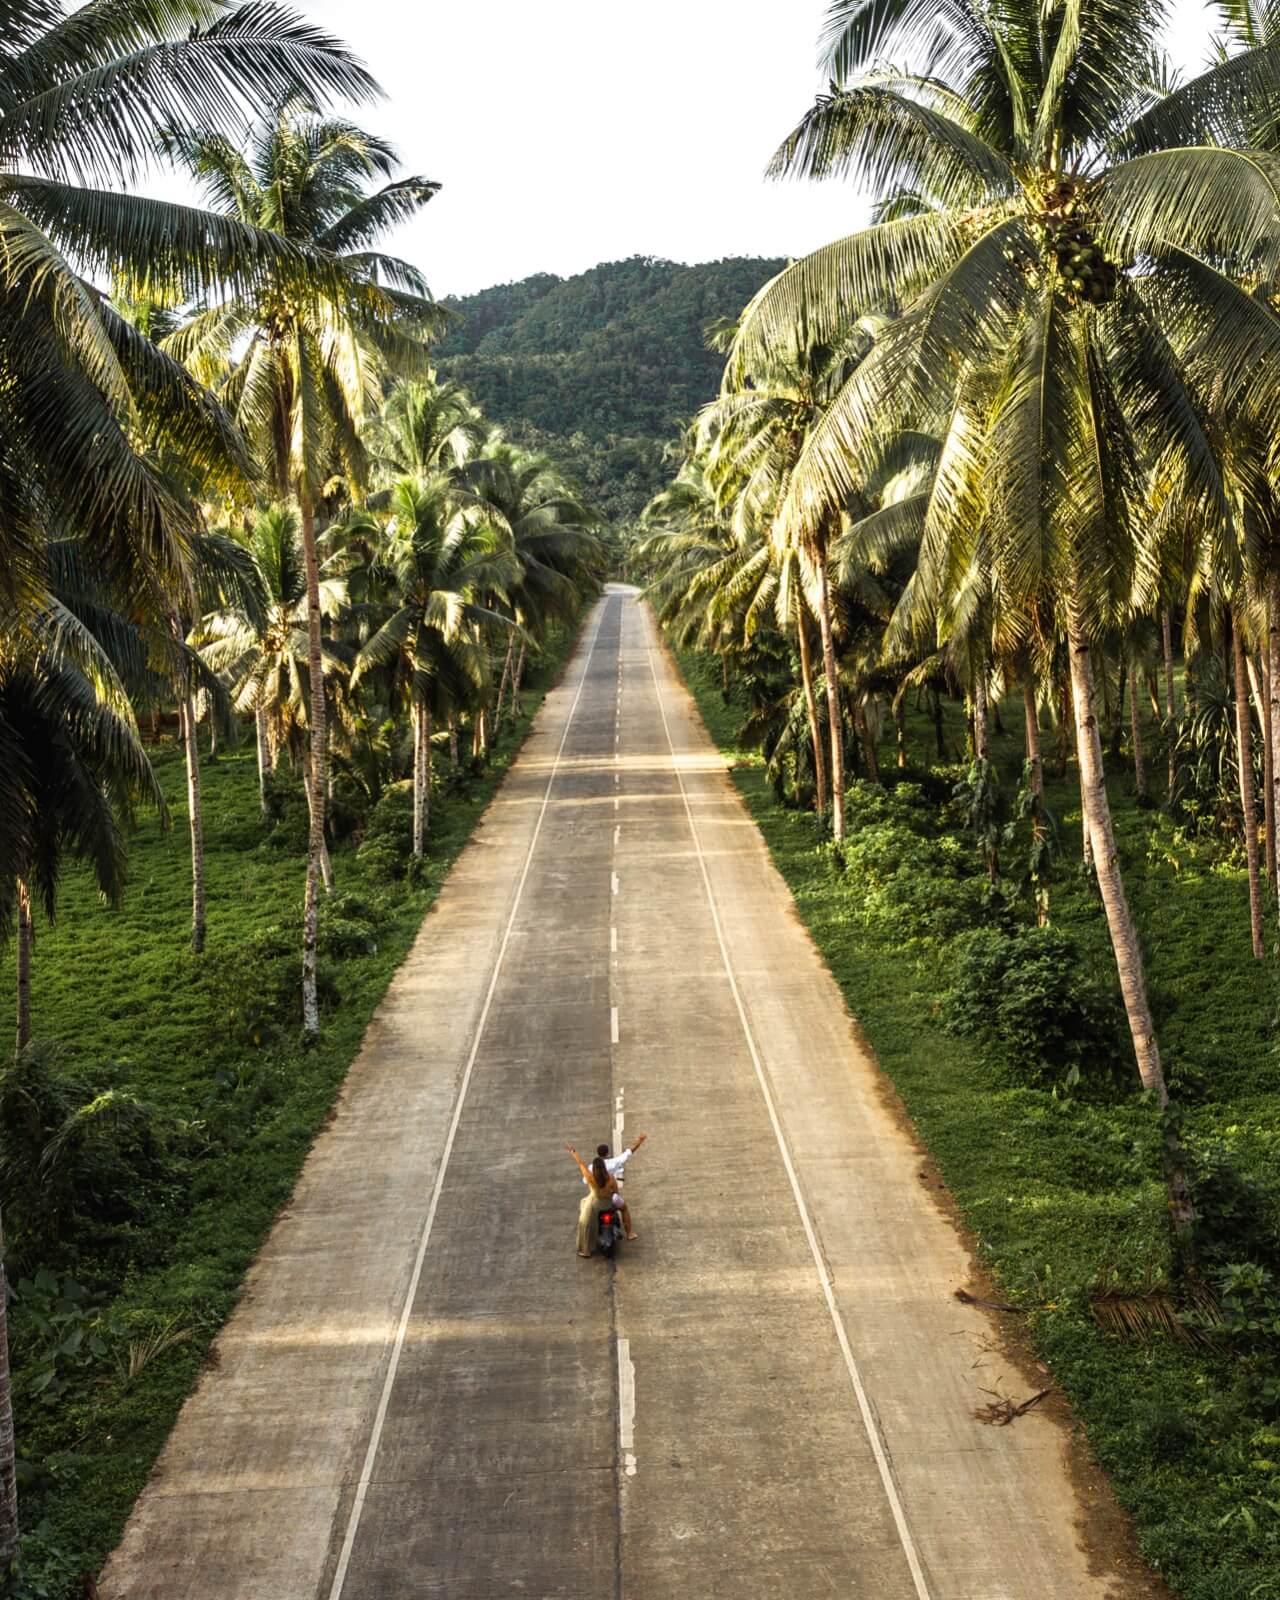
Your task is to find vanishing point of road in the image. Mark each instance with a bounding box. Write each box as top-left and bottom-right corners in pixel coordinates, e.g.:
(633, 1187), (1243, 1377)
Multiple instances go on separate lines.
(101, 587), (1148, 1600)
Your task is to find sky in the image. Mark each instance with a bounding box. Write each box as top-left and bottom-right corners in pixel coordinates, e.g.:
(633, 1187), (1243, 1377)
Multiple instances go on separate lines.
(160, 0), (1222, 299)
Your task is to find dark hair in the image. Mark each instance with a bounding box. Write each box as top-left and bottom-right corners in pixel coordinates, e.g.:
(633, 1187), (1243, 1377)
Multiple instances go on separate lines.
(596, 1144), (610, 1159)
(591, 1156), (609, 1190)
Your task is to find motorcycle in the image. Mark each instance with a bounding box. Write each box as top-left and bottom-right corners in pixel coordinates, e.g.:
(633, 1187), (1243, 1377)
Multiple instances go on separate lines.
(597, 1205), (624, 1259)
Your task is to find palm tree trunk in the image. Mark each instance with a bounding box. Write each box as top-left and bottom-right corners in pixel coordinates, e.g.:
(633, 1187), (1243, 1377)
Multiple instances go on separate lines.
(412, 699), (431, 858)
(1023, 674), (1045, 803)
(892, 691), (907, 769)
(856, 699), (880, 783)
(1234, 616), (1265, 960)
(449, 718), (459, 767)
(796, 611), (827, 817)
(513, 639), (527, 714)
(300, 493), (327, 1037)
(1067, 614), (1194, 1239)
(1269, 572), (1280, 915)
(1056, 673), (1072, 780)
(255, 706), (271, 817)
(1109, 660), (1127, 759)
(302, 770), (333, 889)
(1251, 651), (1277, 890)
(1023, 676), (1049, 925)
(179, 692), (206, 956)
(1162, 608), (1177, 720)
(15, 878), (32, 1056)
(932, 688), (946, 759)
(973, 672), (991, 761)
(1129, 667), (1148, 804)
(0, 1206), (19, 1574)
(494, 638), (515, 729)
(423, 706), (432, 840)
(814, 552), (846, 840)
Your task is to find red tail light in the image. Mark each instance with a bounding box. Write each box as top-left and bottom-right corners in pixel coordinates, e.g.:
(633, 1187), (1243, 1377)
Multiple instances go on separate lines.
(600, 1213), (614, 1224)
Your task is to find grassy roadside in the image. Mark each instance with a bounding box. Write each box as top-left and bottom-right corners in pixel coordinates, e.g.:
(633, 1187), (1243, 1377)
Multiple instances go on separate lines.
(1, 621), (581, 1597)
(675, 647), (1280, 1600)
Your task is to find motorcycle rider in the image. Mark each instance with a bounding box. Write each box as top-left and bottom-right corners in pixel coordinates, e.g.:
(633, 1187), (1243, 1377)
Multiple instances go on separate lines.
(595, 1132), (646, 1241)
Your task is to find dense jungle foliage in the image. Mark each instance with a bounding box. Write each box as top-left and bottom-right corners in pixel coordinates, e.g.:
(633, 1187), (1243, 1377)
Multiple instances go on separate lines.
(435, 255), (786, 524)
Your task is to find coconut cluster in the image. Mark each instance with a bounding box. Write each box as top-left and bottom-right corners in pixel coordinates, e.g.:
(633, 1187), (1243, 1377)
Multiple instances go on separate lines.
(1034, 180), (1119, 306)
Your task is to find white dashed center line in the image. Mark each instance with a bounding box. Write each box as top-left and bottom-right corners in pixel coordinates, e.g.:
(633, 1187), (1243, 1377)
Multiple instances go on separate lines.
(617, 1339), (637, 1477)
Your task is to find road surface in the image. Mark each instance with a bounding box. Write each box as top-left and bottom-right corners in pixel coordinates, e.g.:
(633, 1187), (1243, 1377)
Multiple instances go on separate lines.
(101, 586), (1141, 1600)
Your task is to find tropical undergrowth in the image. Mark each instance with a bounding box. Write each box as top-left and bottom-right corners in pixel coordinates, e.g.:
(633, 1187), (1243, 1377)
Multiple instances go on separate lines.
(678, 648), (1280, 1600)
(0, 625), (577, 1598)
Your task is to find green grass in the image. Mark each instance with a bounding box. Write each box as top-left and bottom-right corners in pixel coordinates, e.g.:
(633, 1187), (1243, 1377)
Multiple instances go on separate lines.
(1, 629), (577, 1596)
(678, 650), (1280, 1600)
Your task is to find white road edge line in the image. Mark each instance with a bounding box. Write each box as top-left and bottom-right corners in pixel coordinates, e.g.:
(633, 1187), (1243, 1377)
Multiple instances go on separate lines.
(645, 634), (933, 1600)
(326, 602), (609, 1600)
(617, 1338), (637, 1477)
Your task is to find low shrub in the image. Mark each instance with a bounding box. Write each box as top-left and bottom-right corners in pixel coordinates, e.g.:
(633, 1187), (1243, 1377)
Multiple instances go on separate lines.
(940, 923), (1128, 1090)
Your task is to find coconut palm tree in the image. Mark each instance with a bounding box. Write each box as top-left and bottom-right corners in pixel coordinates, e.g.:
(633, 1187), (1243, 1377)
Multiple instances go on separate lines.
(193, 506), (348, 816)
(165, 100), (442, 1032)
(730, 0), (1280, 1235)
(459, 443), (602, 724)
(352, 478), (518, 856)
(370, 378), (487, 484)
(0, 0), (379, 651)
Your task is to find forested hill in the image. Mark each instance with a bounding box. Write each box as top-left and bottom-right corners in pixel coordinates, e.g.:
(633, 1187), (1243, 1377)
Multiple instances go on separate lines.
(434, 255), (786, 523)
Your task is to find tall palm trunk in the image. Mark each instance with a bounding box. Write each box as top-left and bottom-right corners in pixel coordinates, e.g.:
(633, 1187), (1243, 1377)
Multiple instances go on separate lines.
(494, 638), (515, 729)
(1234, 617), (1265, 959)
(1067, 615), (1193, 1239)
(1162, 608), (1177, 720)
(972, 671), (991, 761)
(300, 492), (327, 1036)
(179, 691), (205, 955)
(15, 878), (32, 1055)
(0, 1207), (18, 1574)
(1269, 572), (1280, 915)
(513, 639), (527, 714)
(255, 706), (272, 817)
(813, 550), (845, 839)
(1250, 651), (1277, 890)
(1023, 675), (1045, 803)
(856, 699), (880, 783)
(412, 698), (432, 857)
(1056, 673), (1072, 780)
(892, 691), (907, 769)
(932, 687), (946, 759)
(1129, 668), (1148, 805)
(449, 718), (459, 767)
(1023, 676), (1049, 925)
(796, 609), (827, 816)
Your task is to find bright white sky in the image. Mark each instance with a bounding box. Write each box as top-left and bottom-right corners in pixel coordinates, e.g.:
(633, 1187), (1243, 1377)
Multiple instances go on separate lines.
(162, 0), (1221, 298)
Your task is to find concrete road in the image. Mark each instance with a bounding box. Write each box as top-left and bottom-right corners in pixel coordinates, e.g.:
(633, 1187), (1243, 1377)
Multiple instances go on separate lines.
(101, 587), (1138, 1600)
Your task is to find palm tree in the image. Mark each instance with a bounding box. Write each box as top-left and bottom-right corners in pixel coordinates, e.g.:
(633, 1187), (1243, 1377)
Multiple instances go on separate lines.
(459, 443), (601, 725)
(193, 507), (348, 817)
(730, 0), (1280, 1235)
(352, 478), (518, 856)
(166, 101), (442, 1033)
(370, 378), (487, 483)
(0, 0), (379, 648)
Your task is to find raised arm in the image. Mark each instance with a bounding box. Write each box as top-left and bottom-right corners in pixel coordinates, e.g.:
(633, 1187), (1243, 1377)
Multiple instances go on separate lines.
(565, 1143), (592, 1183)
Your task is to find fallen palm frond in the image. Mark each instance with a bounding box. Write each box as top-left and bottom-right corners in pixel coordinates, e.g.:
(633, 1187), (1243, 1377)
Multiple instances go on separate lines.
(973, 1384), (1051, 1426)
(1089, 1272), (1223, 1347)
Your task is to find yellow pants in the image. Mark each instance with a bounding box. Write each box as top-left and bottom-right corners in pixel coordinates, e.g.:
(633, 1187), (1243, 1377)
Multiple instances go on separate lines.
(577, 1190), (608, 1254)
